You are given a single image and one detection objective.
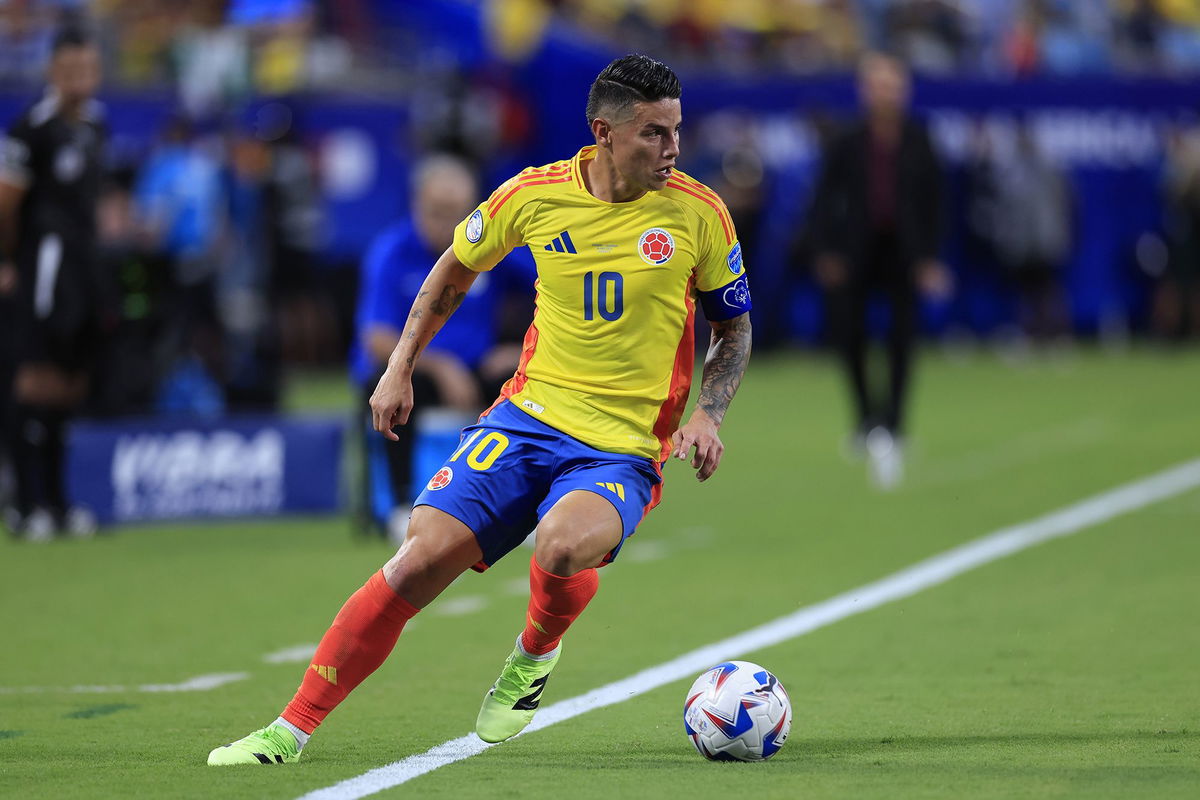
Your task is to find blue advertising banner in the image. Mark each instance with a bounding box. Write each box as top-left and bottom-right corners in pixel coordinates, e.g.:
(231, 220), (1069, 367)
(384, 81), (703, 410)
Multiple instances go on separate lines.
(66, 416), (344, 524)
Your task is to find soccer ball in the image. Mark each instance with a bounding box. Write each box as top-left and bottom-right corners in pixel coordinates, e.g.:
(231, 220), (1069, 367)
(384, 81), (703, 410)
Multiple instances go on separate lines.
(683, 661), (791, 762)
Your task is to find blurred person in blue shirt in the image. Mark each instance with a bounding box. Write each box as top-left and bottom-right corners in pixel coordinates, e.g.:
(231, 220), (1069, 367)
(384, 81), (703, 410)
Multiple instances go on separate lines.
(353, 154), (534, 540)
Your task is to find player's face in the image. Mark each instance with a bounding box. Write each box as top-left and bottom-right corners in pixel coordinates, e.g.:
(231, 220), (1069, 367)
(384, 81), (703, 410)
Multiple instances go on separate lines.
(50, 45), (102, 106)
(611, 99), (682, 193)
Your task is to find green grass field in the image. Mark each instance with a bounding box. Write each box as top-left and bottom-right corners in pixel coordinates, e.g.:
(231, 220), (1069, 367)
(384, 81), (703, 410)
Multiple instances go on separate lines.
(2, 348), (1198, 799)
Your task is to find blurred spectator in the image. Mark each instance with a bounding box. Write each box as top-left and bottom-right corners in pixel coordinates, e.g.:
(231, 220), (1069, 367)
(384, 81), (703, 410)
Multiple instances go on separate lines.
(0, 0), (55, 86)
(0, 25), (105, 539)
(255, 101), (330, 367)
(134, 115), (227, 407)
(985, 125), (1074, 344)
(806, 52), (947, 489)
(1118, 0), (1167, 70)
(170, 0), (251, 117)
(351, 155), (532, 541)
(91, 165), (167, 415)
(1155, 123), (1200, 339)
(216, 100), (321, 410)
(885, 0), (968, 74)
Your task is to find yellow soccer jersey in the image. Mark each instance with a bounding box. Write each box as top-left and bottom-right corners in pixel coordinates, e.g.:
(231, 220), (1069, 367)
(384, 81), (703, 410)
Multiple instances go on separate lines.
(452, 145), (752, 461)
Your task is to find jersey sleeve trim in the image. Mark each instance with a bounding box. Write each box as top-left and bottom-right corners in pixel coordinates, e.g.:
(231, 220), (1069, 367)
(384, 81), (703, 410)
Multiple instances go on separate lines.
(486, 165), (573, 219)
(666, 176), (735, 245)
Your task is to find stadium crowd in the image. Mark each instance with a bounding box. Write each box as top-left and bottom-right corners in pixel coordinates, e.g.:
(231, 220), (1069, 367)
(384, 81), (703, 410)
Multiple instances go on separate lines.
(4, 1), (1200, 96)
(493, 0), (1200, 76)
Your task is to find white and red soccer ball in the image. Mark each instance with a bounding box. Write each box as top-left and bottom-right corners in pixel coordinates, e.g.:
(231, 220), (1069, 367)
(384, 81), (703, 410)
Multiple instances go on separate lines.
(683, 661), (791, 762)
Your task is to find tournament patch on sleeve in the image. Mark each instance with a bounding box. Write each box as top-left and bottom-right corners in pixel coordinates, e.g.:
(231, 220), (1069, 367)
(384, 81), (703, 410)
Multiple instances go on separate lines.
(465, 208), (483, 243)
(698, 275), (752, 321)
(726, 242), (744, 275)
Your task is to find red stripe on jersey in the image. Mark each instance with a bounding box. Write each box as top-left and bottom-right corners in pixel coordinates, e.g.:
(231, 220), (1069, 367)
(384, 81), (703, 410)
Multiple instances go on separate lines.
(493, 311), (540, 407)
(651, 277), (697, 465)
(673, 175), (735, 232)
(485, 168), (570, 215)
(488, 175), (573, 218)
(666, 180), (734, 245)
(484, 165), (572, 215)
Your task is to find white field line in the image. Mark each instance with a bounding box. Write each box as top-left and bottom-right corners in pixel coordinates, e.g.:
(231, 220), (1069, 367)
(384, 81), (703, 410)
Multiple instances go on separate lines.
(297, 457), (1200, 800)
(264, 645), (320, 664)
(0, 672), (250, 694)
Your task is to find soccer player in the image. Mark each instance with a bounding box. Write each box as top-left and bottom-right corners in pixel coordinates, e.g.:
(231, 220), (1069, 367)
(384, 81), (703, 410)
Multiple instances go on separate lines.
(208, 54), (753, 765)
(0, 26), (105, 539)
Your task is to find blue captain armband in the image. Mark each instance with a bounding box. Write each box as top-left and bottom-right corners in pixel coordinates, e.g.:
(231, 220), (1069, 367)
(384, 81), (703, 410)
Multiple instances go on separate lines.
(698, 276), (752, 321)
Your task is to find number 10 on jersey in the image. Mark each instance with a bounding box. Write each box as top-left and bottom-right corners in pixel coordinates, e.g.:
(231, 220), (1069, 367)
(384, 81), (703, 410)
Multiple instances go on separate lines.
(582, 271), (623, 321)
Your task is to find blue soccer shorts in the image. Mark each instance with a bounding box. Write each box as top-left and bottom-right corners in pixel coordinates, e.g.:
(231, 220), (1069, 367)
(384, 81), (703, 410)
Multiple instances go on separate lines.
(413, 399), (663, 570)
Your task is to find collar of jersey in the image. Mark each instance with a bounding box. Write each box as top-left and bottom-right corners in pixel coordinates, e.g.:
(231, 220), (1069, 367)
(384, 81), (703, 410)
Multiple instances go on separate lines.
(571, 146), (657, 207)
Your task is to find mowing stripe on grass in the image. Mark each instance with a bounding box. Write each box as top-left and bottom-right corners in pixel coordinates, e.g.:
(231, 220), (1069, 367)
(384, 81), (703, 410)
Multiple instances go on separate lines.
(298, 457), (1200, 800)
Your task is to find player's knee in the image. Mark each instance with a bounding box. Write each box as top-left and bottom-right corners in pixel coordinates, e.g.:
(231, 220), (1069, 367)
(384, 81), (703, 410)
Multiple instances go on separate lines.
(533, 523), (588, 576)
(381, 533), (448, 604)
(534, 543), (579, 576)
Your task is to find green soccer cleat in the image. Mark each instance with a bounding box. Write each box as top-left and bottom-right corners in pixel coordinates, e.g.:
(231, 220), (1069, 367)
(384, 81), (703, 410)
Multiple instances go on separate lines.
(207, 724), (300, 765)
(476, 637), (561, 743)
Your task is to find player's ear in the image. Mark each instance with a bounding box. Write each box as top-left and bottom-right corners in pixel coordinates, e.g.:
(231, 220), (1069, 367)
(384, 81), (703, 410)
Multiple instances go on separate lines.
(592, 117), (613, 149)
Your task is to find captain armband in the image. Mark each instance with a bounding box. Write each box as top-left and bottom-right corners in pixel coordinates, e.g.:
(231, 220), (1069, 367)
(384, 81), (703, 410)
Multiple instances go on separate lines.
(698, 276), (752, 322)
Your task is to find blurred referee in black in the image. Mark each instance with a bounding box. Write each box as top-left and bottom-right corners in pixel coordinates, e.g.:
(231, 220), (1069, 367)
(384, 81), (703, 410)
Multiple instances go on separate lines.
(808, 53), (949, 490)
(0, 25), (106, 540)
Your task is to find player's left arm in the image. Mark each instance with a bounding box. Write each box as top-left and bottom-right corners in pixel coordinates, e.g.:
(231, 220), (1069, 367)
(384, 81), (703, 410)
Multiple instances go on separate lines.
(671, 311), (752, 482)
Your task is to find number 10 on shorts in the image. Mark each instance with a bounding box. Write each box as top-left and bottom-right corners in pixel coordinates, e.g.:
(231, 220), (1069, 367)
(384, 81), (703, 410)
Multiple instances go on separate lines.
(449, 430), (510, 471)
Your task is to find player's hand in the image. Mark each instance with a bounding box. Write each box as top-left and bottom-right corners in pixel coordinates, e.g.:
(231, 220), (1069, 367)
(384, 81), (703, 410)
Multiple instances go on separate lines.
(670, 409), (724, 482)
(369, 367), (414, 441)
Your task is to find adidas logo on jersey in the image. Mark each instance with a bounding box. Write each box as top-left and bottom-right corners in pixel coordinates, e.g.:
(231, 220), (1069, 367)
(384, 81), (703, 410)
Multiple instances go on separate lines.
(543, 231), (577, 254)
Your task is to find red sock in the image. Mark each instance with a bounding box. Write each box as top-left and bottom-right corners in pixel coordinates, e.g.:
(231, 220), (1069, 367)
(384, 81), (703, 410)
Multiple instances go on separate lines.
(520, 556), (599, 656)
(281, 570), (417, 734)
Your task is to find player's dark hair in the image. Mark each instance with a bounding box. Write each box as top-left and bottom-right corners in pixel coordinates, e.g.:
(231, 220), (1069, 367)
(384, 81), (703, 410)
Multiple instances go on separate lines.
(51, 23), (95, 53)
(585, 54), (681, 126)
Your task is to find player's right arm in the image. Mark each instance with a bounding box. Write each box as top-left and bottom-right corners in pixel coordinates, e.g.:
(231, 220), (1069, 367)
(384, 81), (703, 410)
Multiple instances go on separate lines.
(371, 170), (531, 438)
(369, 246), (480, 440)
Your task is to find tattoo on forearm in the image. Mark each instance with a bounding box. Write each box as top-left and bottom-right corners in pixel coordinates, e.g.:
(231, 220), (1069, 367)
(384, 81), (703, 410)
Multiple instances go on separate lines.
(393, 278), (470, 372)
(697, 314), (752, 426)
(431, 285), (466, 316)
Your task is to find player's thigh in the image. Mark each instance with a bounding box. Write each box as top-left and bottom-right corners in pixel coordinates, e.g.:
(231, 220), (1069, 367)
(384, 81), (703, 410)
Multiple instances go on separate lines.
(535, 490), (624, 575)
(536, 457), (659, 574)
(383, 505), (483, 608)
(414, 420), (549, 569)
